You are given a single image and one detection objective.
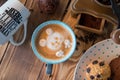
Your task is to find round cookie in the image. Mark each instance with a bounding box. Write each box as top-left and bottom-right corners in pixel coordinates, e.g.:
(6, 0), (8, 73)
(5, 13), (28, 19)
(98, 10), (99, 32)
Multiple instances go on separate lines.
(37, 0), (59, 14)
(110, 56), (120, 80)
(86, 60), (111, 80)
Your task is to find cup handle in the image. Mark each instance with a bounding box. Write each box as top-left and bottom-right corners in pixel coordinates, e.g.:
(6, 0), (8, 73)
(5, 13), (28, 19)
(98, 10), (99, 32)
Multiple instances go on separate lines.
(46, 64), (53, 75)
(9, 20), (28, 46)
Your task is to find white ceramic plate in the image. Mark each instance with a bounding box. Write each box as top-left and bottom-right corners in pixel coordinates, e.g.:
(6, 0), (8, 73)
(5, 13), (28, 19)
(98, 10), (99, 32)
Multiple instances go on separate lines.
(74, 39), (120, 80)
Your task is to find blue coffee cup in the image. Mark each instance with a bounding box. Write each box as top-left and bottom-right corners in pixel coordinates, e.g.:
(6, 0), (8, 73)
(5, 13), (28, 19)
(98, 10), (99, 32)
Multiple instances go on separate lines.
(31, 20), (76, 74)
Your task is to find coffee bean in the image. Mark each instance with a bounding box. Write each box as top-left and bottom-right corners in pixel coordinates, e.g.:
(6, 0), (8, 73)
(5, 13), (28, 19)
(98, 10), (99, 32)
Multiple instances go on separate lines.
(76, 46), (78, 50)
(77, 41), (80, 46)
(107, 77), (112, 80)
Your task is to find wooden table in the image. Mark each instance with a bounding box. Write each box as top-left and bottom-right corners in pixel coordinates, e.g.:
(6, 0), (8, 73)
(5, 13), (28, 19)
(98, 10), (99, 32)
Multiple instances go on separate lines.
(0, 0), (113, 80)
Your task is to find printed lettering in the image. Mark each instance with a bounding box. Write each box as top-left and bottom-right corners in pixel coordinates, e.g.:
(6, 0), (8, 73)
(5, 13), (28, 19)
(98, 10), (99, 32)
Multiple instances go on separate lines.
(0, 19), (6, 26)
(5, 8), (22, 24)
(0, 7), (22, 36)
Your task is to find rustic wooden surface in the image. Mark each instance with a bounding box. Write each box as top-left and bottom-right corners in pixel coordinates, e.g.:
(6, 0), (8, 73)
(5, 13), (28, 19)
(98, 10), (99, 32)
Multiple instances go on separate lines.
(0, 0), (112, 80)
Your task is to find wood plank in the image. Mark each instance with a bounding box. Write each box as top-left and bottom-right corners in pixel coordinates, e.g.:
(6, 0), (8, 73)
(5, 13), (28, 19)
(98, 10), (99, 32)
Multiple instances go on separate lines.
(0, 44), (43, 80)
(0, 44), (16, 79)
(0, 43), (8, 64)
(0, 0), (6, 7)
(19, 0), (27, 4)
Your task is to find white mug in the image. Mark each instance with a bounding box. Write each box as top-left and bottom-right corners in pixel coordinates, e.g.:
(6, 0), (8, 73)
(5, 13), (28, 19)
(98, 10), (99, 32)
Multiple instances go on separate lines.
(0, 0), (30, 46)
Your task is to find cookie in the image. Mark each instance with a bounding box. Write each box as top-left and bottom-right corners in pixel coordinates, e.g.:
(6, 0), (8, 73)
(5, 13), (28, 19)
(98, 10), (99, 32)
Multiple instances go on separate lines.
(86, 60), (111, 80)
(110, 56), (120, 80)
(38, 0), (59, 13)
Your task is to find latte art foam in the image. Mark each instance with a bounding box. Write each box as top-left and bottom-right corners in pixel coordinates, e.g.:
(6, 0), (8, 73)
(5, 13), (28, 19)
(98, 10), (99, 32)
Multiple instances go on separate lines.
(35, 24), (73, 60)
(64, 39), (72, 48)
(46, 32), (64, 51)
(56, 50), (64, 57)
(46, 28), (53, 35)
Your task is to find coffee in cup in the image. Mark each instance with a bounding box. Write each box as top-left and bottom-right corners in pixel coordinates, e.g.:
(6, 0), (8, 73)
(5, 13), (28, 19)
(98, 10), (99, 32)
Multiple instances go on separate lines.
(31, 20), (76, 74)
(35, 24), (73, 60)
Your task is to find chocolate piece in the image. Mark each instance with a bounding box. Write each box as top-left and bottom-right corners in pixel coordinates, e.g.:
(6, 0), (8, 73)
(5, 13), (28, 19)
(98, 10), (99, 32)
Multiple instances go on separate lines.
(92, 60), (98, 64)
(86, 67), (91, 73)
(38, 0), (59, 14)
(97, 74), (101, 78)
(99, 61), (105, 66)
(90, 75), (95, 79)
